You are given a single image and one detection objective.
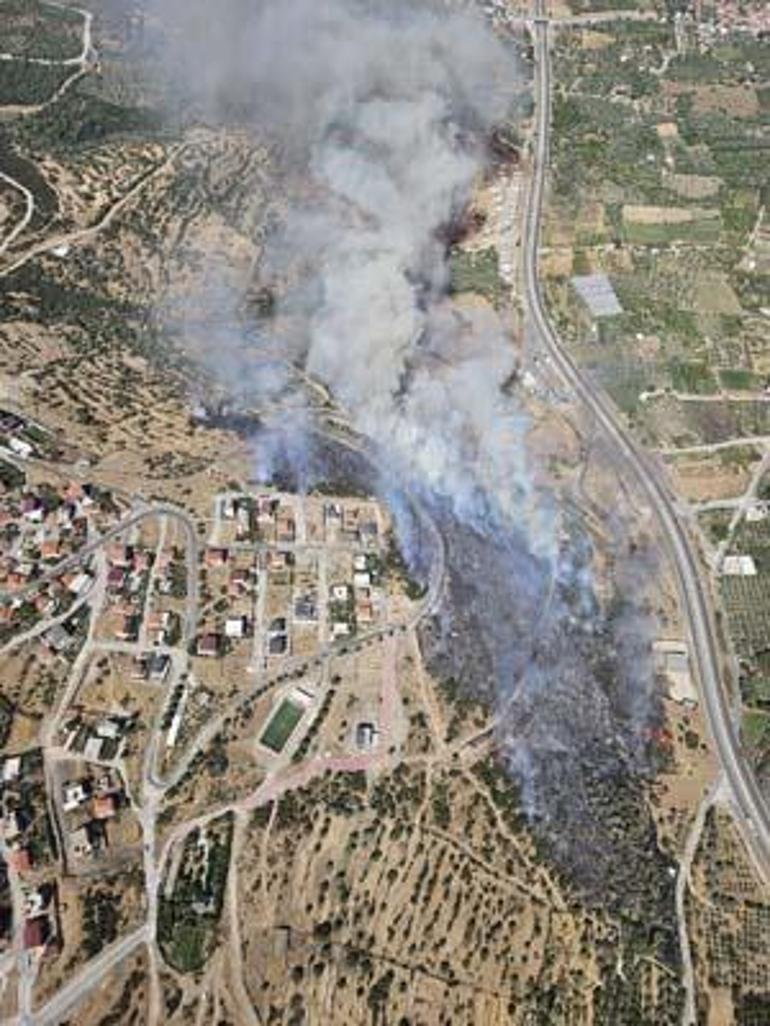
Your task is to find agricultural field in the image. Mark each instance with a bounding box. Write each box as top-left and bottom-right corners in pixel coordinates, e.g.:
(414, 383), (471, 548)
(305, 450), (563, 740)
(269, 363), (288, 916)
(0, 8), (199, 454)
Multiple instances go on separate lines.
(544, 15), (769, 422)
(237, 758), (686, 1026)
(542, 0), (770, 824)
(664, 445), (762, 503)
(686, 807), (770, 1024)
(717, 515), (770, 779)
(449, 245), (504, 306)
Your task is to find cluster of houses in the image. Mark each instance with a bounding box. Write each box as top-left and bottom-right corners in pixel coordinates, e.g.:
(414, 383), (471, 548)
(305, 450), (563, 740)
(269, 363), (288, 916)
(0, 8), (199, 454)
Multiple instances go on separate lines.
(266, 616), (288, 656)
(0, 751), (60, 955)
(0, 751), (50, 879)
(0, 482), (103, 639)
(60, 766), (126, 864)
(196, 615), (253, 659)
(322, 502), (380, 546)
(0, 409), (52, 465)
(220, 493), (296, 544)
(253, 495), (296, 544)
(196, 545), (258, 659)
(102, 533), (187, 649)
(701, 0), (770, 42)
(329, 554), (382, 638)
(105, 542), (155, 643)
(192, 493), (388, 663)
(60, 712), (133, 762)
(195, 529), (388, 659)
(19, 881), (58, 952)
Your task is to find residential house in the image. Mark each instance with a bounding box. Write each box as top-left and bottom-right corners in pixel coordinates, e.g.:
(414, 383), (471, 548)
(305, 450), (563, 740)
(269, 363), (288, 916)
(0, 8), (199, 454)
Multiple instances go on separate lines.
(106, 566), (127, 592)
(225, 616), (249, 640)
(229, 568), (252, 597)
(92, 794), (117, 820)
(62, 781), (90, 813)
(107, 544), (133, 568)
(148, 652), (171, 683)
(197, 633), (221, 658)
(205, 547), (229, 569)
(115, 613), (139, 642)
(22, 916), (49, 951)
(7, 847), (32, 873)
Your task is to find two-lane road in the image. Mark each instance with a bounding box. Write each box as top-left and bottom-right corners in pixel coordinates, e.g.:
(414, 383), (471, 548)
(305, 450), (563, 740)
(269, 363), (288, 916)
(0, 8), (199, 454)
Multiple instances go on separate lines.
(524, 3), (770, 879)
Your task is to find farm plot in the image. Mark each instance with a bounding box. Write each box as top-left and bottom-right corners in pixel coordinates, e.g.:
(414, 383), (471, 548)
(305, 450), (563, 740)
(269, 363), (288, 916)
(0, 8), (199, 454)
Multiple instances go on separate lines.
(665, 446), (761, 503)
(622, 205), (721, 245)
(721, 520), (770, 719)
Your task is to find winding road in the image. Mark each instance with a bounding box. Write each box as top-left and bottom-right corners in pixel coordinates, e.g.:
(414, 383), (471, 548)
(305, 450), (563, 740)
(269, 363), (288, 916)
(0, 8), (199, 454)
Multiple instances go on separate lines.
(0, 171), (34, 257)
(525, 0), (769, 880)
(3, 4), (767, 1020)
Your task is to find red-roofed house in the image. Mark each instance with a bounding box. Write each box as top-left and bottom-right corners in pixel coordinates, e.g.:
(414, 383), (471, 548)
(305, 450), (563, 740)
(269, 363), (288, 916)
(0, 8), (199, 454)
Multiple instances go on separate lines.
(40, 538), (60, 561)
(206, 547), (229, 568)
(92, 794), (117, 820)
(8, 847), (33, 873)
(197, 633), (221, 658)
(23, 916), (49, 950)
(107, 567), (127, 591)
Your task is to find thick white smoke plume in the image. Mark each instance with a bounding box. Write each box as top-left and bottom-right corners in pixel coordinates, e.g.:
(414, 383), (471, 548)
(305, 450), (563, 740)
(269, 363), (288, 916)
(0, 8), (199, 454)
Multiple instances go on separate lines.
(157, 0), (667, 910)
(159, 0), (549, 550)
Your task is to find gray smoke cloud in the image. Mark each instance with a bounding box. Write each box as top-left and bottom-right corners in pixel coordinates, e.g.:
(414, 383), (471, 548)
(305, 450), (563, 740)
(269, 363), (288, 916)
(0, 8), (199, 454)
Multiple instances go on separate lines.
(158, 0), (550, 550)
(154, 0), (667, 910)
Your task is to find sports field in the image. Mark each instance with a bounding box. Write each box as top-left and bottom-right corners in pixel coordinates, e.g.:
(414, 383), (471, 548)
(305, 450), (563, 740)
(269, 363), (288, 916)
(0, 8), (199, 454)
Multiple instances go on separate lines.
(260, 698), (304, 753)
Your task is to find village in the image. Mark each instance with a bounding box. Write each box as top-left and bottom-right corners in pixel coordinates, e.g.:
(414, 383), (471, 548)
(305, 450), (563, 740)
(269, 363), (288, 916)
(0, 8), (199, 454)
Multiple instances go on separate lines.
(0, 464), (413, 984)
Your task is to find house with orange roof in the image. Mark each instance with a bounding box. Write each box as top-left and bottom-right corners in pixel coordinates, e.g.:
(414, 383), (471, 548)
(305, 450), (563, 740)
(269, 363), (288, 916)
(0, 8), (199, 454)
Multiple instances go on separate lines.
(40, 538), (61, 561)
(7, 847), (33, 873)
(92, 794), (117, 820)
(205, 547), (229, 568)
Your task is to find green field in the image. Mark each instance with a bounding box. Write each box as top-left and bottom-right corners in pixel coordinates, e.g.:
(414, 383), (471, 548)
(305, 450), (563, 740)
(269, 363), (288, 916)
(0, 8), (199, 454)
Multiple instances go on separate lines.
(164, 921), (208, 973)
(449, 246), (503, 305)
(744, 676), (770, 709)
(622, 214), (722, 246)
(669, 360), (718, 395)
(742, 710), (769, 749)
(698, 510), (732, 545)
(260, 698), (304, 753)
(719, 368), (758, 391)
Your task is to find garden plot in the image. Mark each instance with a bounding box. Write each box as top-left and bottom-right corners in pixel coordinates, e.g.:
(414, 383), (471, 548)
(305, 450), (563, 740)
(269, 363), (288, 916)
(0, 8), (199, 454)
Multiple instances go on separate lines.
(622, 205), (721, 245)
(692, 272), (742, 316)
(662, 171), (722, 201)
(664, 446), (761, 503)
(721, 519), (770, 665)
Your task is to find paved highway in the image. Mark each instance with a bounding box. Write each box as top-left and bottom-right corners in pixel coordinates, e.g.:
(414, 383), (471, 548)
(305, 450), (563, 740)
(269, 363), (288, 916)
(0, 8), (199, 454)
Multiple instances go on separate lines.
(525, 1), (770, 879)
